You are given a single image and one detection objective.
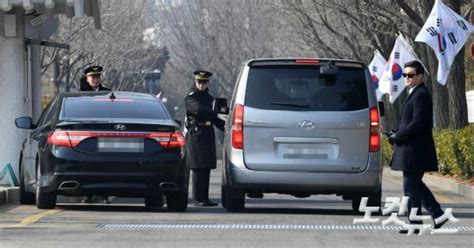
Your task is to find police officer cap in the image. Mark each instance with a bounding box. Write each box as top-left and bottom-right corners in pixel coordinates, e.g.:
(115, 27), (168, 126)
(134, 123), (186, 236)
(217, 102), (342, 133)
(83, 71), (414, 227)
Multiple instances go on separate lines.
(193, 70), (212, 81)
(84, 65), (103, 76)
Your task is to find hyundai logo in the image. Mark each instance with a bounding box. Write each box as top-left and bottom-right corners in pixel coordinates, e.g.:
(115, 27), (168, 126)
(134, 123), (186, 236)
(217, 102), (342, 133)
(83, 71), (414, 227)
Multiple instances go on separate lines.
(114, 124), (126, 131)
(298, 120), (316, 130)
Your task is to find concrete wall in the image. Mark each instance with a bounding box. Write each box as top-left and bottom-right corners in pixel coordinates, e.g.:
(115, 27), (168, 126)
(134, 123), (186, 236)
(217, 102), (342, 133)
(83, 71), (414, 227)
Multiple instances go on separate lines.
(0, 2), (98, 186)
(0, 12), (31, 184)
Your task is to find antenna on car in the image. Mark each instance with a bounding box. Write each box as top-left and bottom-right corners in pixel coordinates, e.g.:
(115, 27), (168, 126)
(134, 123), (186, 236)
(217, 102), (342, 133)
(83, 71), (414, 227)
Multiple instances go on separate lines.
(109, 92), (116, 101)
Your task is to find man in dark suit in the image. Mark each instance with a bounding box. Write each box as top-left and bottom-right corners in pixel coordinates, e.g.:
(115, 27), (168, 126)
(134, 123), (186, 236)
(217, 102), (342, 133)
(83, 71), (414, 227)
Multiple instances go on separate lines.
(80, 65), (111, 91)
(389, 60), (447, 234)
(185, 70), (225, 207)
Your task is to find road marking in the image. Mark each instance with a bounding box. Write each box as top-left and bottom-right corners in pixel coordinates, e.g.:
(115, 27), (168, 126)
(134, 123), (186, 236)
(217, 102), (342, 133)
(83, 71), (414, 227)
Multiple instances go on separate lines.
(98, 223), (474, 232)
(12, 209), (62, 228)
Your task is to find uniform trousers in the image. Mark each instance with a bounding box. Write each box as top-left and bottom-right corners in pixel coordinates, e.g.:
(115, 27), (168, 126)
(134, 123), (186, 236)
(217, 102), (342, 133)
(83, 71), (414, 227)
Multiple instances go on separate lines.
(192, 168), (211, 202)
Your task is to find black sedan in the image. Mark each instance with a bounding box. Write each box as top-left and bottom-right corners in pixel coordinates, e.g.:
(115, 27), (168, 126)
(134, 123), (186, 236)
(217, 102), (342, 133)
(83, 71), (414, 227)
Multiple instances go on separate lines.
(15, 91), (188, 211)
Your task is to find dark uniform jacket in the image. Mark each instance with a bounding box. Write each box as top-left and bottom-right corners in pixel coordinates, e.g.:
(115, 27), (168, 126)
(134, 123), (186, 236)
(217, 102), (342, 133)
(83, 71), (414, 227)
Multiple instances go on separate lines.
(79, 76), (111, 91)
(390, 83), (438, 172)
(185, 86), (225, 169)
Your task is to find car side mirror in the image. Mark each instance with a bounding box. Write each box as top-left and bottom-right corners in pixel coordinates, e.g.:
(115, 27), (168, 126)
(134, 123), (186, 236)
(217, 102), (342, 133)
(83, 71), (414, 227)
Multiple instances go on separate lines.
(213, 98), (229, 115)
(378, 101), (385, 117)
(15, 117), (34, 129)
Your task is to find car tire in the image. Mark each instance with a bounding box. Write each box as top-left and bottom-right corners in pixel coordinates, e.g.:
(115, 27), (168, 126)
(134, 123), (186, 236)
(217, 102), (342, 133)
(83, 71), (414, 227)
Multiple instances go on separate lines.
(19, 157), (35, 205)
(223, 184), (245, 212)
(351, 186), (382, 213)
(166, 175), (189, 212)
(145, 195), (165, 208)
(220, 186), (227, 208)
(220, 171), (227, 208)
(166, 191), (188, 212)
(35, 164), (57, 210)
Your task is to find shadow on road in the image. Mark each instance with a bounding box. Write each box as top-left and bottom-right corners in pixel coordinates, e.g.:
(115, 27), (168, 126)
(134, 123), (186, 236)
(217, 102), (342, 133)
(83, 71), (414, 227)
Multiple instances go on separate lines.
(0, 204), (19, 214)
(54, 197), (367, 216)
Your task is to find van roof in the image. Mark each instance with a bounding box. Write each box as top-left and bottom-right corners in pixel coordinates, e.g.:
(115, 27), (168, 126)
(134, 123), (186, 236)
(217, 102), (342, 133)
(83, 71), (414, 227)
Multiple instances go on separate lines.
(247, 58), (366, 68)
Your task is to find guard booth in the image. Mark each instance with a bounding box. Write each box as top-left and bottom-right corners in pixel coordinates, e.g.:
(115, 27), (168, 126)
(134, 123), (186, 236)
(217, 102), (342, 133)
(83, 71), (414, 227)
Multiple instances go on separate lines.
(0, 0), (101, 186)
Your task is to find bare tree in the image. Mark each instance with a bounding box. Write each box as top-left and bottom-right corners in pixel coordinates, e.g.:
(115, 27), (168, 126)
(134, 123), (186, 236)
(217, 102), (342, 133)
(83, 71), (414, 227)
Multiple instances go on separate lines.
(150, 0), (470, 128)
(41, 0), (169, 94)
(396, 0), (469, 129)
(283, 0), (470, 129)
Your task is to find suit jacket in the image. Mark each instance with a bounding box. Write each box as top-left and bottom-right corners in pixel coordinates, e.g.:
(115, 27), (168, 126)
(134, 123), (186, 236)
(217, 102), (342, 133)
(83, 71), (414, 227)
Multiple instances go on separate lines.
(390, 83), (438, 172)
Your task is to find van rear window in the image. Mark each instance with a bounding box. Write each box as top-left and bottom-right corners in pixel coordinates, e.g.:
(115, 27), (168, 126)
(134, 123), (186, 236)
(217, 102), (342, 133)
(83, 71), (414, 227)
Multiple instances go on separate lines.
(245, 65), (369, 111)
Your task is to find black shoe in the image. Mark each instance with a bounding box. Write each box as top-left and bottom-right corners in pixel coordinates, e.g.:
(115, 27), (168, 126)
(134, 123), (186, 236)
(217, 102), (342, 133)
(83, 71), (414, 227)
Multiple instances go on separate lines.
(194, 200), (218, 207)
(433, 218), (448, 229)
(399, 228), (420, 234)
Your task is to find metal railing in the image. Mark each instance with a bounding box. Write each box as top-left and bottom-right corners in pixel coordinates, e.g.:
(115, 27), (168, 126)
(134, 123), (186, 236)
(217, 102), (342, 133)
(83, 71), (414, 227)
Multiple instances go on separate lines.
(0, 163), (19, 187)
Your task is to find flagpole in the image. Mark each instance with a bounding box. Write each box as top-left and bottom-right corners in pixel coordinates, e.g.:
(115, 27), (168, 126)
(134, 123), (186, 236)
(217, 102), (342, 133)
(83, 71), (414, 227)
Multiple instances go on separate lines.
(397, 33), (431, 75)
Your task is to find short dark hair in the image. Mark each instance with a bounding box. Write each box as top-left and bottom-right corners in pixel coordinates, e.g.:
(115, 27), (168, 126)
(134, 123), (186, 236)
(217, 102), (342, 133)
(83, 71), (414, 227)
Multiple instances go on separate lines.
(404, 60), (424, 75)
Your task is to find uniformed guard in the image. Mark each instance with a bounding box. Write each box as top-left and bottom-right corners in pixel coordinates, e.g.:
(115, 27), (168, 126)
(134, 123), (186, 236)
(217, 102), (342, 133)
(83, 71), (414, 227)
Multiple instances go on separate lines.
(185, 70), (225, 207)
(80, 65), (111, 204)
(80, 65), (111, 91)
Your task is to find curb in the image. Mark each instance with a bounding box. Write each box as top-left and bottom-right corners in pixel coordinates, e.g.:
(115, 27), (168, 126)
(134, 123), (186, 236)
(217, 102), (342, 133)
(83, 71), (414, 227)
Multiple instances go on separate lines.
(0, 187), (19, 205)
(383, 168), (474, 201)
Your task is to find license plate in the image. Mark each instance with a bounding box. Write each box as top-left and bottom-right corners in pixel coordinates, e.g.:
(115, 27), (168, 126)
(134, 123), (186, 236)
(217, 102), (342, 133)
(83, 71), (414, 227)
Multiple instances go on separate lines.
(277, 143), (337, 159)
(97, 138), (144, 153)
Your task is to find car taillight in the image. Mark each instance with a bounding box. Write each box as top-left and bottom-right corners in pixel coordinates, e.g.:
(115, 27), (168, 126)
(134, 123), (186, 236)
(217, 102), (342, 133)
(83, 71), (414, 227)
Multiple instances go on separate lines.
(48, 131), (94, 147)
(295, 59), (320, 64)
(47, 130), (186, 148)
(231, 104), (244, 149)
(369, 107), (380, 152)
(92, 99), (134, 102)
(150, 132), (185, 148)
(48, 131), (74, 147)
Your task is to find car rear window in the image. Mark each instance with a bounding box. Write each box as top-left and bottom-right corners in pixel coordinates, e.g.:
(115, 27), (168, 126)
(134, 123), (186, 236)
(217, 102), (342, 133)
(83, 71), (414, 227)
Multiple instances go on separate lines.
(245, 65), (369, 111)
(62, 97), (169, 119)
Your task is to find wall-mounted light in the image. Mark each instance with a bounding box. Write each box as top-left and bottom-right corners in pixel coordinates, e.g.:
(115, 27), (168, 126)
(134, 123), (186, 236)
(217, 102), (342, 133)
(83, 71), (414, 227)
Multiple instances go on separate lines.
(1, 0), (12, 11)
(45, 0), (55, 9)
(22, 0), (33, 11)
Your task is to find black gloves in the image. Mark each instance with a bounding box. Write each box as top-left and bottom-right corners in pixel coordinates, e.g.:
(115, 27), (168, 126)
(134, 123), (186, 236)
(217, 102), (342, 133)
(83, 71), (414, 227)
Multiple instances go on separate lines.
(388, 132), (398, 145)
(388, 131), (406, 146)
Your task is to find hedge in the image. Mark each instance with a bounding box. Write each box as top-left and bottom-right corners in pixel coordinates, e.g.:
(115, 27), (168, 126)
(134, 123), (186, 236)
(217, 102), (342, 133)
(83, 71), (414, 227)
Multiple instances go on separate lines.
(381, 125), (473, 179)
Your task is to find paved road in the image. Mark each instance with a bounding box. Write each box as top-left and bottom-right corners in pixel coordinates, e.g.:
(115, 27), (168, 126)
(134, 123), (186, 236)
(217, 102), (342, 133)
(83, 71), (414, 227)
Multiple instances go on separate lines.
(0, 164), (473, 248)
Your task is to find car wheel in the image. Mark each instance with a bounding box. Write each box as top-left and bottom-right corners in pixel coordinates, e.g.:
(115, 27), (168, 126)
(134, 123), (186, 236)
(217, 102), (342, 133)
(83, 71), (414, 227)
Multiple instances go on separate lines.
(35, 164), (57, 209)
(166, 175), (189, 212)
(145, 195), (165, 208)
(351, 186), (382, 213)
(19, 156), (35, 205)
(220, 171), (227, 208)
(166, 191), (188, 212)
(223, 184), (244, 213)
(220, 186), (227, 208)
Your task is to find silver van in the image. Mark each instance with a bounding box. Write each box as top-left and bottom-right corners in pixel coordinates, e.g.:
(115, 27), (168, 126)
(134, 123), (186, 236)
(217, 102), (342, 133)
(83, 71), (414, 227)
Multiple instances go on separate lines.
(221, 58), (383, 212)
